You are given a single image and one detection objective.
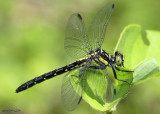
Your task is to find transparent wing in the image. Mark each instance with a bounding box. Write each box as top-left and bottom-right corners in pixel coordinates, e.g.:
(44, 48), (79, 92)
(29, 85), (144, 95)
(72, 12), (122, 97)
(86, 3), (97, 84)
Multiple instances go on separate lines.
(64, 13), (89, 59)
(104, 68), (116, 102)
(87, 2), (114, 51)
(61, 67), (87, 110)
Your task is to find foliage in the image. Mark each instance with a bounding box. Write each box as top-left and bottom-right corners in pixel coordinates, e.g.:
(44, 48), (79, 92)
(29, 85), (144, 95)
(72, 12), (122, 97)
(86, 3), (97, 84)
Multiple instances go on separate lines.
(69, 25), (160, 112)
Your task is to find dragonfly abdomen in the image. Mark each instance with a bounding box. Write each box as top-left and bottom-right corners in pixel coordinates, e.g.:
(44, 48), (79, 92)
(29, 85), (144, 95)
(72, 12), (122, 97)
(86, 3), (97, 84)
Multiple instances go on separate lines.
(16, 58), (87, 93)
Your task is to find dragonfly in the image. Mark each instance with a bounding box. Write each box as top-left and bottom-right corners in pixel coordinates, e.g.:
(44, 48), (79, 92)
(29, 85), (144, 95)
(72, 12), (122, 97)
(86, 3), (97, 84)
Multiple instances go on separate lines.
(16, 2), (132, 110)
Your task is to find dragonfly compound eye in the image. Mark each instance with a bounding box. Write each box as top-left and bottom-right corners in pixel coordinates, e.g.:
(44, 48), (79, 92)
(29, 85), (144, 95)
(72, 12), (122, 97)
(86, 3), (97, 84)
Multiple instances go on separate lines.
(115, 51), (123, 66)
(115, 55), (122, 66)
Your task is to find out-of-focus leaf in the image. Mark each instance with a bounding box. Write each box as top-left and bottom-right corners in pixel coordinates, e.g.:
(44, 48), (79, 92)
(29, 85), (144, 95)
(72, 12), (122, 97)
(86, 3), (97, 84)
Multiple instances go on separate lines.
(133, 58), (160, 85)
(146, 30), (160, 66)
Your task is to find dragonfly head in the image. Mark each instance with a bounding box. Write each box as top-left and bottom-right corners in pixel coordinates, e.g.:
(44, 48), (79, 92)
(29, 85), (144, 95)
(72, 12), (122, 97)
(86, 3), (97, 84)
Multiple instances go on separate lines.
(115, 51), (124, 67)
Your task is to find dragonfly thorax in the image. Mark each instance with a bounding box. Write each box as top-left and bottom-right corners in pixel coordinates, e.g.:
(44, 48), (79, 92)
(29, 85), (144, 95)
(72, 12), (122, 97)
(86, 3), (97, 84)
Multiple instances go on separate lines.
(95, 49), (125, 67)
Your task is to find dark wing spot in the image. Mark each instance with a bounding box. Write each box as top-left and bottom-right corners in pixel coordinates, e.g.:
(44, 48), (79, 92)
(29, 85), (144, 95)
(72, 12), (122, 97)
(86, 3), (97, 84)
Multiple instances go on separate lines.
(77, 13), (82, 20)
(114, 89), (116, 95)
(78, 96), (82, 104)
(112, 3), (114, 8)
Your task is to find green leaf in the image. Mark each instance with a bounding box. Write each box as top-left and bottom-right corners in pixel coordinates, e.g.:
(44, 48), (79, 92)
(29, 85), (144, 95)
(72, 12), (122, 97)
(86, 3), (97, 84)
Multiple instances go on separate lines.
(113, 24), (160, 110)
(115, 24), (160, 84)
(68, 67), (133, 111)
(115, 24), (148, 69)
(133, 58), (159, 85)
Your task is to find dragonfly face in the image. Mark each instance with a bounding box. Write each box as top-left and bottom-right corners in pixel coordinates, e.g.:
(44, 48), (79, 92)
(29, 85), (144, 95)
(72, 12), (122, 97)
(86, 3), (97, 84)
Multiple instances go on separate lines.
(115, 51), (124, 67)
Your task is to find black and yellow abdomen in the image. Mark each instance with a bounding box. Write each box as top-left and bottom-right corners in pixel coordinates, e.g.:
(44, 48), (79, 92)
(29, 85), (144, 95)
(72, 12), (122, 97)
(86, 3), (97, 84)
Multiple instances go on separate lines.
(16, 58), (87, 93)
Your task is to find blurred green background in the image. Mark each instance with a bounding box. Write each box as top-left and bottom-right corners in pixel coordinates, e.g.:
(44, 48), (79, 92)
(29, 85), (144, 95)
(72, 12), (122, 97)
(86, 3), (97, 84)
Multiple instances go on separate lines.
(0, 0), (160, 114)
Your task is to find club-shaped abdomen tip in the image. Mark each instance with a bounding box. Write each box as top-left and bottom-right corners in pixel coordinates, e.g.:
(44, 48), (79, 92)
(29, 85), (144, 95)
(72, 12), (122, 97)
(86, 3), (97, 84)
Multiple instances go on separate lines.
(112, 3), (114, 8)
(16, 85), (24, 93)
(16, 88), (20, 93)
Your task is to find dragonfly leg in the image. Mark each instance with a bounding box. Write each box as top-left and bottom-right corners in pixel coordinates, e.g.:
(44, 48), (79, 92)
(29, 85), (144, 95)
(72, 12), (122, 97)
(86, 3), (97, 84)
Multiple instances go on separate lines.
(111, 66), (130, 86)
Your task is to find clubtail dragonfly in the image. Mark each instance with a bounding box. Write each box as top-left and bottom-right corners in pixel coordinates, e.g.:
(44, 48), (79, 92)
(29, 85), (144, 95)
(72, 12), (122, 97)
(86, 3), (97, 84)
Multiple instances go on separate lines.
(16, 2), (132, 110)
